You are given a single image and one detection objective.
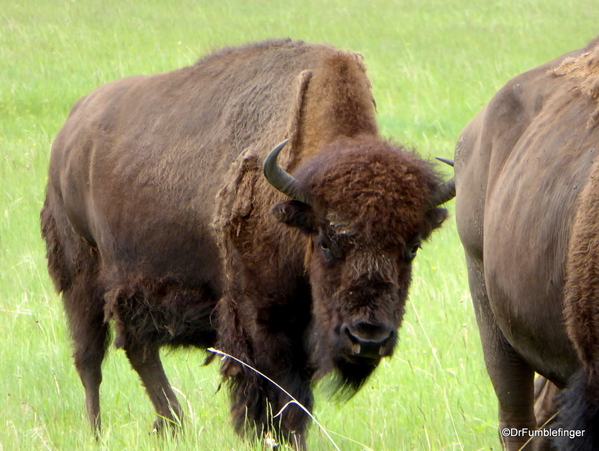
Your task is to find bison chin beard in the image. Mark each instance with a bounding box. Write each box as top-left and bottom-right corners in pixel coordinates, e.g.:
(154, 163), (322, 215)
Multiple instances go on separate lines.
(308, 321), (396, 401)
(328, 356), (379, 400)
(328, 329), (399, 400)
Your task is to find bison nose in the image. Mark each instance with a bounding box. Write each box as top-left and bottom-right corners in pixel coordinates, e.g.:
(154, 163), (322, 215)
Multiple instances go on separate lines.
(343, 321), (394, 359)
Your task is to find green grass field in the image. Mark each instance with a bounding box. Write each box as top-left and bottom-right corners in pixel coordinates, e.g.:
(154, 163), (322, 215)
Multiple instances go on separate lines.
(1, 0), (598, 449)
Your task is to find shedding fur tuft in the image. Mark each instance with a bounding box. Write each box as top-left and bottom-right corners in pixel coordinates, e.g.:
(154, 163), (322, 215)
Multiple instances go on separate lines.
(553, 38), (599, 127)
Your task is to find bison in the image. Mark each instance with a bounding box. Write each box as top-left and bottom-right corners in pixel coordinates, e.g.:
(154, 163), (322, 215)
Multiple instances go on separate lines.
(41, 38), (454, 449)
(455, 37), (599, 450)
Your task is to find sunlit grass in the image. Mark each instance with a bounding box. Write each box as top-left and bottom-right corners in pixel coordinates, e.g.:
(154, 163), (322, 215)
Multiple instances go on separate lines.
(1, 0), (598, 449)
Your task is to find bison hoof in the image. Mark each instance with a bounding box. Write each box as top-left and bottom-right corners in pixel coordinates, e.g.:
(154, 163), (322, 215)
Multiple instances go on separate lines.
(150, 416), (183, 436)
(263, 431), (280, 449)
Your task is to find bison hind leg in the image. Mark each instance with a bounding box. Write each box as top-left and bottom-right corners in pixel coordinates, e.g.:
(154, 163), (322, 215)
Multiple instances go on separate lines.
(61, 257), (111, 436)
(73, 318), (110, 436)
(552, 369), (599, 450)
(533, 375), (560, 428)
(123, 342), (183, 433)
(42, 205), (110, 434)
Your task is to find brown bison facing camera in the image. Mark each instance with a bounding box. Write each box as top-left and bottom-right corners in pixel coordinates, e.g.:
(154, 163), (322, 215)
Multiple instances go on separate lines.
(455, 37), (599, 450)
(41, 38), (454, 449)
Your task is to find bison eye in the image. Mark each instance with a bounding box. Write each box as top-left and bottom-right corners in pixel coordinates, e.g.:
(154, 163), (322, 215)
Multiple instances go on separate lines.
(317, 237), (335, 263)
(407, 242), (422, 262)
(320, 240), (332, 259)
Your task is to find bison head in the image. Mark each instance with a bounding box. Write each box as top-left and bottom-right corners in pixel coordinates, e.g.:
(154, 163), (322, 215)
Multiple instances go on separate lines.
(264, 136), (454, 395)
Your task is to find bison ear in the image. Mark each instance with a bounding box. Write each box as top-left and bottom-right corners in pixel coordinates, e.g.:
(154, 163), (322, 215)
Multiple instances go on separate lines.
(271, 200), (316, 234)
(421, 207), (448, 240)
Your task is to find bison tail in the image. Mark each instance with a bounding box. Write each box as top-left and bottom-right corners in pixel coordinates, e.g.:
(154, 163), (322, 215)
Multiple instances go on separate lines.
(553, 369), (599, 450)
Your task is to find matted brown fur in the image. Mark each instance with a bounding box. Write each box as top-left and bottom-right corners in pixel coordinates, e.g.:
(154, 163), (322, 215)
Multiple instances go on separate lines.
(297, 135), (440, 244)
(564, 157), (599, 381)
(41, 38), (451, 449)
(561, 155), (599, 451)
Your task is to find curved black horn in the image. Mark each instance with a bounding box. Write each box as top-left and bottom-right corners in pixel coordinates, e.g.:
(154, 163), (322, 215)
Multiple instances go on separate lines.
(263, 139), (314, 206)
(428, 156), (455, 207)
(435, 156), (454, 167)
(428, 178), (456, 208)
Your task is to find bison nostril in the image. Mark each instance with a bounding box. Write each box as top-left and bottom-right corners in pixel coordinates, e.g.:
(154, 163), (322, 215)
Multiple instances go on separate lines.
(345, 321), (393, 343)
(343, 321), (394, 358)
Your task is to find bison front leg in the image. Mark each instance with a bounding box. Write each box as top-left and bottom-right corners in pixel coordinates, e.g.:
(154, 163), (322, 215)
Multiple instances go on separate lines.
(224, 363), (312, 450)
(218, 296), (313, 449)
